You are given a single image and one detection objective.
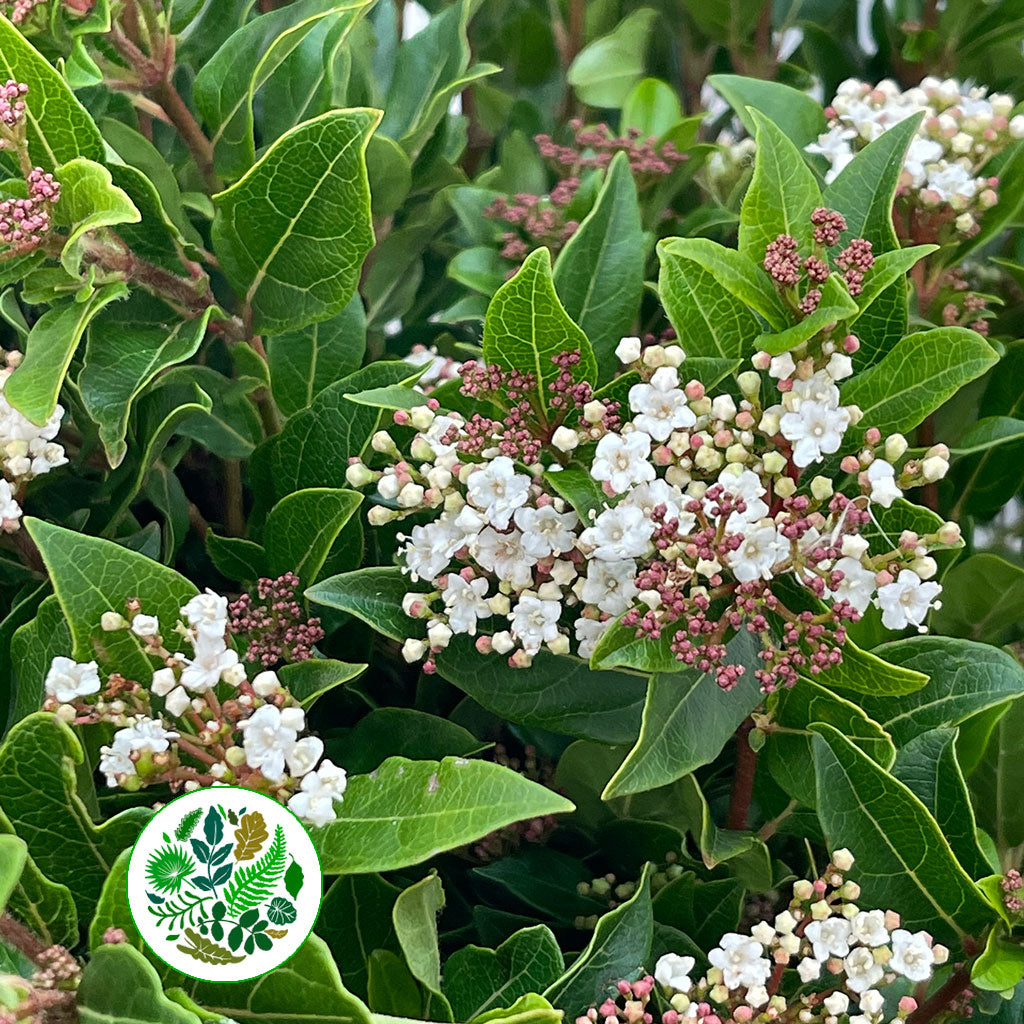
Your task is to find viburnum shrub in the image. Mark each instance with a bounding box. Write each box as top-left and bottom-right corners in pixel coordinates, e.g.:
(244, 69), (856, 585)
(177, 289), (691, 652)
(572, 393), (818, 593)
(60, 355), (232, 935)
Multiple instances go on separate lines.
(1, 2), (1024, 1024)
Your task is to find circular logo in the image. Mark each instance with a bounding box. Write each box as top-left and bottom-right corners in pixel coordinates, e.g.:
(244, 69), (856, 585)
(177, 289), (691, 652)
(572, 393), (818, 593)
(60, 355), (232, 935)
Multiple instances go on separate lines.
(126, 787), (322, 982)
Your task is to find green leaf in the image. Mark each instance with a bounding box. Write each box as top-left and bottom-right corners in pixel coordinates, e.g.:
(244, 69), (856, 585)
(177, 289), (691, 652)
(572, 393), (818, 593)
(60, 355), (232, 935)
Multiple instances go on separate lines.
(811, 722), (996, 944)
(380, 0), (497, 160)
(445, 926), (564, 1022)
(5, 283), (126, 427)
(264, 360), (418, 502)
(970, 697), (1024, 861)
(194, 0), (373, 178)
(0, 714), (148, 919)
(267, 295), (367, 417)
(763, 677), (895, 809)
(738, 108), (822, 263)
(212, 108), (379, 335)
(263, 488), (362, 587)
(931, 554), (1024, 644)
(850, 637), (1024, 746)
(553, 152), (644, 380)
(51, 158), (141, 275)
(482, 248), (597, 410)
(79, 294), (214, 467)
(543, 467), (607, 523)
(0, 806), (77, 947)
(25, 518), (197, 681)
(0, 834), (26, 914)
(621, 78), (682, 137)
(708, 74), (826, 149)
(652, 871), (742, 953)
(78, 945), (201, 1024)
(278, 659), (367, 709)
(543, 863), (652, 1016)
(657, 241), (761, 360)
(435, 636), (646, 745)
(657, 236), (790, 329)
(566, 9), (656, 108)
(972, 927), (1024, 993)
(206, 532), (268, 583)
(891, 727), (992, 880)
(8, 595), (71, 730)
(309, 756), (574, 874)
(602, 632), (764, 798)
(393, 874), (453, 1021)
(307, 565), (426, 643)
(850, 245), (937, 318)
(839, 326), (998, 441)
(0, 15), (104, 168)
(340, 708), (487, 775)
(318, 874), (401, 1000)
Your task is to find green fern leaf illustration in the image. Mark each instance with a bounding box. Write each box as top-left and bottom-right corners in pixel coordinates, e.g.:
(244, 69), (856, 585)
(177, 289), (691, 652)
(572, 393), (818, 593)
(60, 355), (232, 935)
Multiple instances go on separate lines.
(222, 825), (286, 916)
(175, 808), (203, 841)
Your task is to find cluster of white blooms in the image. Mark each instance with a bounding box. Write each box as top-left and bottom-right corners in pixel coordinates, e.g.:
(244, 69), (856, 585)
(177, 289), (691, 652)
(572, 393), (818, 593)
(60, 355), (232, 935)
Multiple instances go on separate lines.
(807, 77), (1024, 237)
(352, 327), (957, 692)
(648, 851), (947, 1024)
(403, 343), (463, 393)
(0, 349), (68, 531)
(41, 591), (346, 827)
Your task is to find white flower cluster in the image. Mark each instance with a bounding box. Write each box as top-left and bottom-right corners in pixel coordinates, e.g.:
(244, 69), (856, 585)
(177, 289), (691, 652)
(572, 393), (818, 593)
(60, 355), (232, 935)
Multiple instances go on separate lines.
(404, 343), (463, 393)
(653, 850), (946, 1024)
(0, 350), (68, 531)
(807, 77), (1023, 236)
(42, 591), (346, 827)
(354, 334), (955, 688)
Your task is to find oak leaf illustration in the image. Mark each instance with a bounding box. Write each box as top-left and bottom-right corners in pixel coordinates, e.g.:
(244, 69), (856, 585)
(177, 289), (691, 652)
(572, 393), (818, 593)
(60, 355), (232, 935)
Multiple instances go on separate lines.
(176, 928), (246, 964)
(233, 811), (269, 861)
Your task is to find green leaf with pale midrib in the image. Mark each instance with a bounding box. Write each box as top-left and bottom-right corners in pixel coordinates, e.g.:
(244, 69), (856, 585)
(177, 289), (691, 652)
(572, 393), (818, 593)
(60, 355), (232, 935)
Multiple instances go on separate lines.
(393, 874), (453, 1021)
(811, 722), (996, 944)
(482, 247), (597, 411)
(212, 108), (379, 335)
(309, 756), (574, 874)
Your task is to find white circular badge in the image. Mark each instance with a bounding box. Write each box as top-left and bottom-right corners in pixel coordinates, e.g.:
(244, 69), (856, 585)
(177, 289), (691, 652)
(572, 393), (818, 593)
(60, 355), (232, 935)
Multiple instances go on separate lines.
(126, 787), (322, 982)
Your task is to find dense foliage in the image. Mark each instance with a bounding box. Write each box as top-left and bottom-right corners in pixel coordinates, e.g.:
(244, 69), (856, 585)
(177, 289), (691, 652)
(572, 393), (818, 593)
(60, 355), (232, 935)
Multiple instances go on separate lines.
(1, 1), (1024, 1023)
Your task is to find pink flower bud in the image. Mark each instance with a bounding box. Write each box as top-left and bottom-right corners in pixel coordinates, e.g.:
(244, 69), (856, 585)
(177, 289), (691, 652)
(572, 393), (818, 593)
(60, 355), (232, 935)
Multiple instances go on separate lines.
(685, 380), (705, 400)
(875, 569), (894, 586)
(899, 997), (918, 1014)
(842, 333), (860, 353)
(865, 427), (881, 445)
(841, 455), (860, 473)
(393, 409), (410, 426)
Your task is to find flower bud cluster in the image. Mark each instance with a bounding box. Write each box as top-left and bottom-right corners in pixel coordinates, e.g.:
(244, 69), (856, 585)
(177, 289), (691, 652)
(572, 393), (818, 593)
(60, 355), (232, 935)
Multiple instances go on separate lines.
(0, 349), (68, 532)
(807, 78), (1023, 240)
(4, 0), (47, 25)
(354, 318), (954, 690)
(40, 587), (345, 826)
(579, 852), (952, 1024)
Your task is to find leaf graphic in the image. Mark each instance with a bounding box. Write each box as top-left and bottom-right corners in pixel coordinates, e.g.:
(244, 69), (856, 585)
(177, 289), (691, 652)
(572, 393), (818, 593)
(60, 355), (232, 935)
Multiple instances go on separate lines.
(176, 927), (246, 964)
(233, 812), (269, 862)
(284, 857), (304, 900)
(174, 808), (202, 841)
(265, 928), (288, 939)
(204, 807), (224, 846)
(222, 825), (286, 916)
(267, 897), (296, 925)
(145, 845), (196, 895)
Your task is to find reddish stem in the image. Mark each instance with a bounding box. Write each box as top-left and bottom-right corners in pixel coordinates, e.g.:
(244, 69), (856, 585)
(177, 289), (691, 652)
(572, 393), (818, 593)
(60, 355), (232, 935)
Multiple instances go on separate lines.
(726, 718), (757, 830)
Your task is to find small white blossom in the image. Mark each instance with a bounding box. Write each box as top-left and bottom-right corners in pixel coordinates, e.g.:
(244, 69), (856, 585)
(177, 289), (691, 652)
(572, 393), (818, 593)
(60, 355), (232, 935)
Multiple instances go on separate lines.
(832, 557), (876, 613)
(239, 704), (301, 782)
(510, 595), (562, 655)
(178, 633), (239, 693)
(850, 909), (889, 947)
(574, 617), (611, 659)
(580, 505), (654, 560)
(130, 615), (160, 638)
(466, 457), (531, 529)
(44, 657), (100, 703)
(797, 957), (821, 982)
(629, 368), (696, 441)
(285, 735), (324, 778)
(474, 527), (536, 588)
(824, 993), (850, 1016)
(441, 573), (491, 634)
(729, 521), (788, 583)
(876, 569), (941, 630)
(859, 990), (884, 1016)
(843, 946), (885, 993)
(889, 929), (935, 982)
(805, 917), (852, 961)
(288, 758), (347, 826)
(866, 460), (902, 507)
(591, 431), (656, 494)
(708, 933), (772, 990)
(514, 505), (578, 558)
(780, 400), (850, 467)
(654, 953), (695, 993)
(181, 589), (229, 639)
(580, 558), (638, 615)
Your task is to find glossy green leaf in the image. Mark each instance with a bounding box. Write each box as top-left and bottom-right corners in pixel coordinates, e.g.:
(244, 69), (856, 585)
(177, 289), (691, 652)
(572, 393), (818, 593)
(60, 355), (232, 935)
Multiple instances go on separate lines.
(0, 714), (148, 919)
(482, 248), (597, 408)
(543, 864), (652, 1016)
(621, 78), (682, 137)
(212, 108), (379, 335)
(754, 274), (859, 354)
(277, 658), (367, 709)
(393, 874), (453, 1021)
(891, 727), (992, 880)
(811, 722), (997, 944)
(79, 294), (214, 467)
(78, 945), (200, 1024)
(553, 152), (644, 380)
(310, 757), (574, 873)
(850, 637), (1024, 746)
(566, 9), (656, 108)
(0, 14), (104, 167)
(972, 927), (1024, 993)
(708, 74), (826, 149)
(435, 636), (646, 745)
(307, 565), (426, 642)
(931, 554), (1024, 643)
(738, 109), (822, 263)
(970, 697), (1024, 862)
(445, 925), (564, 1022)
(5, 283), (126, 427)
